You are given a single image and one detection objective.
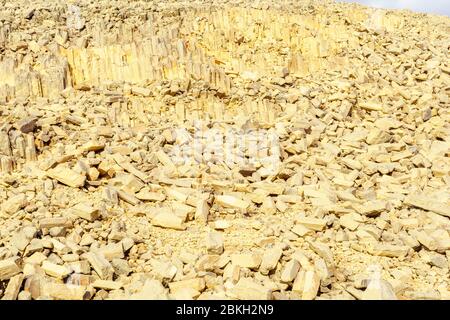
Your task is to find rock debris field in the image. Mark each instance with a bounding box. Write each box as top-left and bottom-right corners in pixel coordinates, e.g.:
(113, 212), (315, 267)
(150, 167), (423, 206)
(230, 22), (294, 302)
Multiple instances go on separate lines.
(0, 0), (449, 300)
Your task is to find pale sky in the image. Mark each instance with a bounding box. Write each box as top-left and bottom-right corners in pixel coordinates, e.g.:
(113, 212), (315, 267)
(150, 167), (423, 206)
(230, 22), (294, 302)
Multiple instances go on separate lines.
(337, 0), (450, 16)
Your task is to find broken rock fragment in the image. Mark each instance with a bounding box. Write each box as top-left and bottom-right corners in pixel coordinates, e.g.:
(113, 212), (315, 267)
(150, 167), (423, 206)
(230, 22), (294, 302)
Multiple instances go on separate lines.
(259, 247), (283, 275)
(152, 212), (186, 230)
(215, 195), (250, 211)
(70, 203), (100, 222)
(0, 0), (448, 302)
(206, 231), (224, 254)
(404, 194), (450, 218)
(231, 253), (262, 270)
(47, 166), (86, 188)
(1, 194), (28, 215)
(231, 278), (272, 300)
(0, 259), (21, 281)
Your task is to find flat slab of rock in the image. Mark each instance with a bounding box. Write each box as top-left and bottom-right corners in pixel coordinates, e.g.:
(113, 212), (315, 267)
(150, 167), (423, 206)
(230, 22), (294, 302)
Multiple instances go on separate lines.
(259, 247), (283, 275)
(47, 166), (86, 188)
(215, 195), (250, 210)
(41, 261), (71, 279)
(1, 274), (24, 300)
(404, 194), (450, 218)
(42, 282), (95, 300)
(70, 203), (100, 221)
(369, 244), (410, 258)
(0, 259), (21, 281)
(295, 217), (327, 231)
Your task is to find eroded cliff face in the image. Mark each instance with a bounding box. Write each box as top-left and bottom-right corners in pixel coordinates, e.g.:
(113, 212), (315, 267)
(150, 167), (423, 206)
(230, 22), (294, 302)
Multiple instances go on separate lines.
(0, 0), (449, 300)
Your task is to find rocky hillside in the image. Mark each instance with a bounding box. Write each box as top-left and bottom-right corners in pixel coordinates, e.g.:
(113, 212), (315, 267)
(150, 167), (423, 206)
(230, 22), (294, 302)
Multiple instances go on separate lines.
(0, 0), (449, 300)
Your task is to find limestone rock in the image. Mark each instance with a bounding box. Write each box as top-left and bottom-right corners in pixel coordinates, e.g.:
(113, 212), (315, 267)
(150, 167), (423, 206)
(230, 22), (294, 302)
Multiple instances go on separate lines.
(231, 253), (262, 270)
(231, 278), (272, 300)
(70, 203), (100, 221)
(1, 194), (28, 215)
(0, 259), (21, 281)
(47, 166), (86, 188)
(206, 231), (224, 255)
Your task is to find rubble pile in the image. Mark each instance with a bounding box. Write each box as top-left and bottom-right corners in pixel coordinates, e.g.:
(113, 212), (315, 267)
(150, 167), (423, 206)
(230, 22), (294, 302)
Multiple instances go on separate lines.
(0, 0), (449, 300)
